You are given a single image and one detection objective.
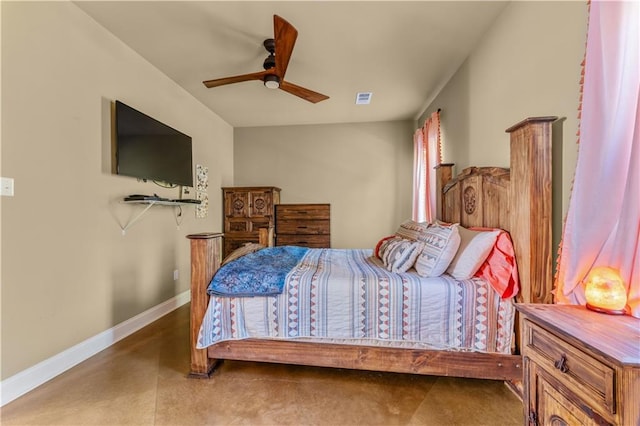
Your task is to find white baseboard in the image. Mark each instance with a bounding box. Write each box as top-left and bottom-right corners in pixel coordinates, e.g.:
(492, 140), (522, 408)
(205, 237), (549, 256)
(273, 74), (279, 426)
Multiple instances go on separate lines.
(0, 290), (190, 407)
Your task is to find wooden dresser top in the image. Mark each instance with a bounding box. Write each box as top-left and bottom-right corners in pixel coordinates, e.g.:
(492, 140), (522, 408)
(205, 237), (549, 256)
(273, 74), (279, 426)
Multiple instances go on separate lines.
(517, 304), (640, 366)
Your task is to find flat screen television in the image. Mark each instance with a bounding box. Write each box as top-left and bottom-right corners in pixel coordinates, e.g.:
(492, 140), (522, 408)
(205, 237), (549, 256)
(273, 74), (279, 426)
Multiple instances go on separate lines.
(114, 100), (193, 187)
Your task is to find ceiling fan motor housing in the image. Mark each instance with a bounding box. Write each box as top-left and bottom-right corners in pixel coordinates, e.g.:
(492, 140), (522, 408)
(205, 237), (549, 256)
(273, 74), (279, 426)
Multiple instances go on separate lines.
(263, 38), (276, 70)
(263, 38), (276, 53)
(263, 54), (276, 70)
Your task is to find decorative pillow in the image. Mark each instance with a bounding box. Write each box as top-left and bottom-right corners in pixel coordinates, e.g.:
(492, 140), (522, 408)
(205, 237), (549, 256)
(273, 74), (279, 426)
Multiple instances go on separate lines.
(446, 227), (500, 279)
(414, 224), (461, 277)
(382, 239), (425, 273)
(378, 236), (403, 262)
(374, 235), (396, 259)
(221, 242), (265, 266)
(395, 219), (430, 241)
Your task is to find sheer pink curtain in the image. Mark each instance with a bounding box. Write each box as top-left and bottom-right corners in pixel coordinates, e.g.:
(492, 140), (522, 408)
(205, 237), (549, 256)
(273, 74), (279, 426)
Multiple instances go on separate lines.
(554, 1), (639, 318)
(412, 111), (441, 223)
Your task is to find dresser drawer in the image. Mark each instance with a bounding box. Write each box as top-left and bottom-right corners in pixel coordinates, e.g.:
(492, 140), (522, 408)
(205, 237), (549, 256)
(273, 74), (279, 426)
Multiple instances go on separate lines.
(276, 221), (329, 235)
(276, 234), (330, 248)
(524, 319), (616, 416)
(225, 218), (270, 233)
(276, 204), (330, 220)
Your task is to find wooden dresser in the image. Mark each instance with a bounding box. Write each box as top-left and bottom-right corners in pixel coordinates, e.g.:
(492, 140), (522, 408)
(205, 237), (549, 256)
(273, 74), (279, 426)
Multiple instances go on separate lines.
(275, 204), (330, 248)
(517, 304), (640, 426)
(222, 186), (281, 258)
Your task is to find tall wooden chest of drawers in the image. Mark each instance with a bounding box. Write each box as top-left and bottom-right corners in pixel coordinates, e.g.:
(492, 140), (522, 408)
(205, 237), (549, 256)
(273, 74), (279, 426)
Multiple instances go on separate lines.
(275, 204), (330, 248)
(222, 186), (280, 258)
(517, 304), (640, 426)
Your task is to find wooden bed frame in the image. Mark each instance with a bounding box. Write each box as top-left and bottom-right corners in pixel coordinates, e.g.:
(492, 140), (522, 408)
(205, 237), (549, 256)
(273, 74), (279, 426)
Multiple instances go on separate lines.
(186, 116), (557, 382)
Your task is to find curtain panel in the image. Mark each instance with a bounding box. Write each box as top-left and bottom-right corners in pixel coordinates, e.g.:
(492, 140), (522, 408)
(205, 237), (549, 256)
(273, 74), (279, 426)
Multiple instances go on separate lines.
(412, 111), (441, 223)
(554, 0), (639, 318)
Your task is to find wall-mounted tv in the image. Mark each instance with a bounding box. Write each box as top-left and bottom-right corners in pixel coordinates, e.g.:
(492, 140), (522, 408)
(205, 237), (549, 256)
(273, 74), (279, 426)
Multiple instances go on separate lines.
(114, 100), (193, 187)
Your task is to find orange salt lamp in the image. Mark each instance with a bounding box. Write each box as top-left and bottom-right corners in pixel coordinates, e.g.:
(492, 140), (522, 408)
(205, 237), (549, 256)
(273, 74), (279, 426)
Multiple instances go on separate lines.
(584, 266), (628, 315)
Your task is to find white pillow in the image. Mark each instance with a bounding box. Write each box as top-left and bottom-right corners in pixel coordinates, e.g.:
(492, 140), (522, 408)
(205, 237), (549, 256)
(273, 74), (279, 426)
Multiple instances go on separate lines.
(446, 227), (500, 279)
(414, 224), (461, 277)
(382, 238), (425, 273)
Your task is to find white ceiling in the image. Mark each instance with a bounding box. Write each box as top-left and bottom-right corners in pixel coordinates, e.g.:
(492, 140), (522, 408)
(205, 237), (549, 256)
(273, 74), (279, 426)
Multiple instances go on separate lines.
(75, 1), (509, 128)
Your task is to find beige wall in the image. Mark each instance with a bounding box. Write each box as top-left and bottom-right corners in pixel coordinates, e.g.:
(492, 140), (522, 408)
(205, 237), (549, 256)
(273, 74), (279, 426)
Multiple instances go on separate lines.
(1, 0), (589, 382)
(235, 2), (587, 253)
(1, 2), (233, 379)
(234, 121), (414, 248)
(418, 1), (587, 217)
(417, 0), (587, 257)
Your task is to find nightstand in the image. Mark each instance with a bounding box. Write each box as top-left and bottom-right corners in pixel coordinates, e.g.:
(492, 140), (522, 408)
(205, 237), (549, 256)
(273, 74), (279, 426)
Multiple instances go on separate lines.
(517, 304), (640, 425)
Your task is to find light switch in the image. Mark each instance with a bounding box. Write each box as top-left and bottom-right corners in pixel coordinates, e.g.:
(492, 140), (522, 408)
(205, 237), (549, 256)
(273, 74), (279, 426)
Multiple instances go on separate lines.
(1, 177), (14, 197)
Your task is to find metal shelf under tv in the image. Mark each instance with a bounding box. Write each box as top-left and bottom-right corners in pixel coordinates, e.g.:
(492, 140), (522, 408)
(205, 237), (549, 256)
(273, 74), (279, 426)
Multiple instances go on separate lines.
(120, 198), (201, 235)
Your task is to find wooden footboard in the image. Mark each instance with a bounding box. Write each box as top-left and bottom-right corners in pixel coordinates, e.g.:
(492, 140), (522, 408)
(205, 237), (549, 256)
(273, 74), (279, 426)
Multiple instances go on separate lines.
(187, 116), (557, 381)
(185, 232), (223, 378)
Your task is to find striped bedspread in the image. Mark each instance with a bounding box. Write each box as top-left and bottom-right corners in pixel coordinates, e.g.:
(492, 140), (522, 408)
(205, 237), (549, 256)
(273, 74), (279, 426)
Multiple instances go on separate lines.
(197, 248), (515, 354)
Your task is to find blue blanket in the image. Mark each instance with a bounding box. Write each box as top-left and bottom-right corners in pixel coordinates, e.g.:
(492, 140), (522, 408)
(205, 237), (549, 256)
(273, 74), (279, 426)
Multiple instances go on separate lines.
(208, 246), (309, 296)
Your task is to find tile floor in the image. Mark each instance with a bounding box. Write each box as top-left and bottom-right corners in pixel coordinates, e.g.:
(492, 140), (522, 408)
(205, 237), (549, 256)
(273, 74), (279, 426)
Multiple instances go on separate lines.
(1, 304), (523, 425)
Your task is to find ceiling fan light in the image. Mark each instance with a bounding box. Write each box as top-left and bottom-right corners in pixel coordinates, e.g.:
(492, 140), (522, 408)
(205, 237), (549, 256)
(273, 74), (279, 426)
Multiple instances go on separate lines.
(264, 74), (280, 89)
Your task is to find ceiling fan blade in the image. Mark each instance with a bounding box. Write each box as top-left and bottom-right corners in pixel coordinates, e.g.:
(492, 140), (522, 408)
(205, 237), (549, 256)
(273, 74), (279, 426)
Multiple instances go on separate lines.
(280, 80), (329, 103)
(273, 15), (298, 79)
(203, 70), (268, 88)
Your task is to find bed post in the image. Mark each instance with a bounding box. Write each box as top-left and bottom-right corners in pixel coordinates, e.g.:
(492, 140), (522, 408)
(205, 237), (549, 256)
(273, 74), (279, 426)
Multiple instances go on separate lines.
(435, 163), (455, 219)
(186, 232), (223, 378)
(506, 117), (557, 304)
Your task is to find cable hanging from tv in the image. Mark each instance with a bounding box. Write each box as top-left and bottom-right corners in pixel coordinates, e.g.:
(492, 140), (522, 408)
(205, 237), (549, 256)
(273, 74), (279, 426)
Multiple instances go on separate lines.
(153, 180), (178, 189)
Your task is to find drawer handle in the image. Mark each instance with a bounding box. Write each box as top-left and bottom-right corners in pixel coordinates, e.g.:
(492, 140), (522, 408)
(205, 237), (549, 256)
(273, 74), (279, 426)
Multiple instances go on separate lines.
(297, 226), (308, 229)
(554, 355), (569, 373)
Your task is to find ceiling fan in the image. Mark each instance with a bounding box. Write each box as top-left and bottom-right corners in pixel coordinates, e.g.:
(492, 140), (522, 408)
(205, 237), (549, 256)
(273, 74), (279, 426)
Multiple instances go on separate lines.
(202, 15), (329, 104)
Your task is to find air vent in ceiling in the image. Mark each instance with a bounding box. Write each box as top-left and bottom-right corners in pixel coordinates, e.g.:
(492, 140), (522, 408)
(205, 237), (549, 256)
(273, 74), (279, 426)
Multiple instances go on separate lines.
(355, 92), (372, 105)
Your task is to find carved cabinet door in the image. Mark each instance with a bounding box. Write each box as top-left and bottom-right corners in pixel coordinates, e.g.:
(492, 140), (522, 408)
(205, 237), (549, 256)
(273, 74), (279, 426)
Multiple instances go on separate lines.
(224, 191), (249, 218)
(527, 362), (601, 426)
(248, 190), (274, 217)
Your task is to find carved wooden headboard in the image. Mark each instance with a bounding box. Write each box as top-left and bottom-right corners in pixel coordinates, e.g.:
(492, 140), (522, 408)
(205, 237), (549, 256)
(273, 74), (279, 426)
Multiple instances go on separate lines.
(435, 117), (556, 305)
(439, 166), (510, 229)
